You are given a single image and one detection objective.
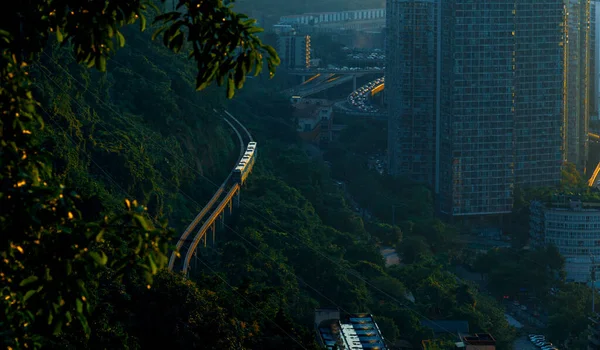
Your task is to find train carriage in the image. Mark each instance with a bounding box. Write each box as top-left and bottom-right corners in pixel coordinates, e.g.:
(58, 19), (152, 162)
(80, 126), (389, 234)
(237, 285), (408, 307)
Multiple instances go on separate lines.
(233, 142), (257, 184)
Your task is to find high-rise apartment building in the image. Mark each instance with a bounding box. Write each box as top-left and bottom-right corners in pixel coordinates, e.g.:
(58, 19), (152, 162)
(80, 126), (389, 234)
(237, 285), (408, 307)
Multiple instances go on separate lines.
(387, 0), (588, 217)
(277, 34), (311, 69)
(386, 0), (440, 184)
(438, 0), (517, 216)
(513, 1), (566, 187)
(591, 1), (597, 117)
(565, 0), (592, 172)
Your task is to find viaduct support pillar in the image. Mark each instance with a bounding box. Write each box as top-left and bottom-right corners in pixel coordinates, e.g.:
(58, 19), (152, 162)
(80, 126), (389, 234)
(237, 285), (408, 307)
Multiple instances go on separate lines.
(302, 75), (306, 83)
(193, 250), (197, 271)
(353, 75), (357, 91)
(214, 218), (218, 245)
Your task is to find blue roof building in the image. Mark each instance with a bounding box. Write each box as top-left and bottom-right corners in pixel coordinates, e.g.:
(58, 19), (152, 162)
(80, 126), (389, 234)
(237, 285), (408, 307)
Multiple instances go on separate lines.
(315, 309), (387, 350)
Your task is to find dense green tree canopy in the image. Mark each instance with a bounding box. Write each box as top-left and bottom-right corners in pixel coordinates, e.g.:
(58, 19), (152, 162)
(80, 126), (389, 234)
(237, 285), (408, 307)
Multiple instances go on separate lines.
(0, 0), (278, 348)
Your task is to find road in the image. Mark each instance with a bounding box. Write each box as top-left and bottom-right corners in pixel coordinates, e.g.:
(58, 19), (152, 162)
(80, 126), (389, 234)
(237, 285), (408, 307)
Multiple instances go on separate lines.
(513, 336), (537, 350)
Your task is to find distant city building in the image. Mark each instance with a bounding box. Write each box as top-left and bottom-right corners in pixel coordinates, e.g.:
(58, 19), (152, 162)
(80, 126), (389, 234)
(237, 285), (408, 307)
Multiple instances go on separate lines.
(386, 0), (586, 217)
(292, 98), (333, 145)
(309, 58), (322, 68)
(456, 333), (496, 350)
(272, 24), (296, 35)
(530, 197), (600, 283)
(422, 333), (496, 350)
(513, 0), (566, 188)
(592, 1), (598, 118)
(386, 0), (440, 186)
(565, 0), (592, 173)
(278, 33), (311, 69)
(278, 8), (386, 33)
(314, 309), (387, 349)
(596, 2), (600, 117)
(336, 29), (386, 50)
(439, 0), (567, 216)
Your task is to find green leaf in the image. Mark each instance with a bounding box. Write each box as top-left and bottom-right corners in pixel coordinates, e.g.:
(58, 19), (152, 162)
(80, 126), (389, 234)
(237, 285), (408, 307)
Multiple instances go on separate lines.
(247, 27), (264, 34)
(148, 254), (157, 274)
(78, 314), (90, 335)
(89, 251), (108, 266)
(116, 31), (125, 48)
(227, 75), (235, 98)
(171, 32), (184, 53)
(163, 26), (173, 47)
(146, 1), (160, 12)
(75, 299), (83, 314)
(135, 234), (144, 254)
(96, 229), (105, 242)
(97, 55), (106, 71)
(234, 66), (245, 89)
(52, 320), (63, 335)
(19, 275), (38, 287)
(254, 60), (263, 77)
(0, 29), (13, 40)
(242, 55), (250, 74)
(151, 26), (166, 41)
(133, 214), (152, 231)
(23, 290), (36, 302)
(56, 27), (64, 43)
(265, 45), (278, 60)
(86, 57), (95, 69)
(140, 13), (147, 32)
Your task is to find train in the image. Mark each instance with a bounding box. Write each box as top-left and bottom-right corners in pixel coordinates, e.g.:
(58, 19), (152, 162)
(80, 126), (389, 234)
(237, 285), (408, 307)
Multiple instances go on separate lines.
(232, 141), (257, 184)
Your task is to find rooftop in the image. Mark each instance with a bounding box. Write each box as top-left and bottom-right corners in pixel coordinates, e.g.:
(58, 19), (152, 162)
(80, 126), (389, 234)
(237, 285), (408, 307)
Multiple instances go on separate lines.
(534, 191), (600, 207)
(461, 333), (496, 346)
(293, 99), (333, 121)
(316, 310), (387, 350)
(533, 196), (600, 212)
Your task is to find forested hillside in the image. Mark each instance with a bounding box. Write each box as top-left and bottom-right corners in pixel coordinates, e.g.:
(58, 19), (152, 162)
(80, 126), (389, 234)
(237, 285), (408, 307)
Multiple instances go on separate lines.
(34, 26), (234, 232)
(2, 2), (520, 349)
(20, 24), (516, 349)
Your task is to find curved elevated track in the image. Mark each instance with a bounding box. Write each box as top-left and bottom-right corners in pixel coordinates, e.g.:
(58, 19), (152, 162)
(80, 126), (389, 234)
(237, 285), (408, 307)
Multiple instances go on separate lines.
(168, 110), (254, 274)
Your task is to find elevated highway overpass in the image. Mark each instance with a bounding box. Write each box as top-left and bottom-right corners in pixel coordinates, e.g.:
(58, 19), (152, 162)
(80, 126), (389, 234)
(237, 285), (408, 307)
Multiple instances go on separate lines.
(285, 74), (366, 98)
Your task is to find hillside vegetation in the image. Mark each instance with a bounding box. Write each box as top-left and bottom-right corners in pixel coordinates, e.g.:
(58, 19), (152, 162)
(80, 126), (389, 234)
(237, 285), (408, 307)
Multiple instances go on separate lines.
(2, 2), (523, 349)
(17, 24), (517, 349)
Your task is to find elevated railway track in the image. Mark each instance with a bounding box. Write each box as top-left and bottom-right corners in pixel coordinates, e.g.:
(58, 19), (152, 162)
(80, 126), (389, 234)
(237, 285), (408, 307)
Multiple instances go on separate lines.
(168, 110), (255, 275)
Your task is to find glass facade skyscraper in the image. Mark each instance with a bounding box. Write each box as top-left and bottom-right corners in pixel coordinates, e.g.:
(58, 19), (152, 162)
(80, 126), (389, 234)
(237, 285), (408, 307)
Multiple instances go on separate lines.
(386, 0), (440, 184)
(387, 0), (589, 217)
(514, 1), (566, 187)
(438, 0), (516, 216)
(591, 1), (597, 117)
(565, 0), (591, 172)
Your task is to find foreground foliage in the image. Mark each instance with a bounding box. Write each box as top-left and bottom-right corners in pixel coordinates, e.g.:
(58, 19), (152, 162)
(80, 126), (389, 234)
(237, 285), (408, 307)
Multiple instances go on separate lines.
(1, 0), (278, 348)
